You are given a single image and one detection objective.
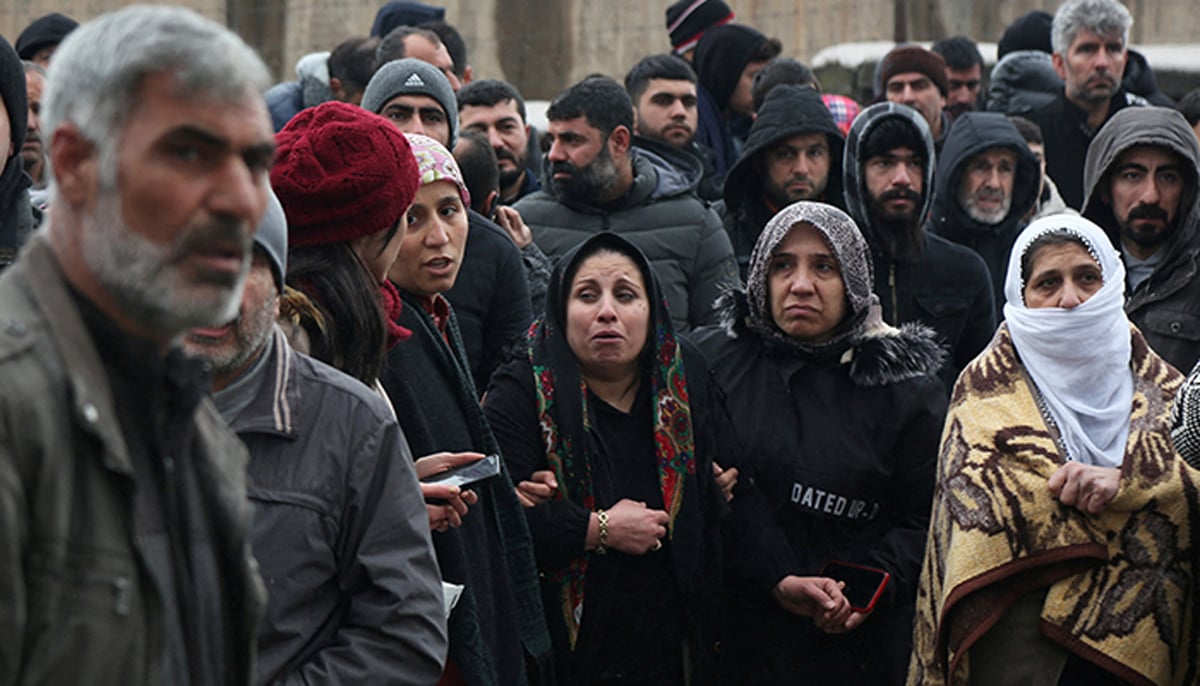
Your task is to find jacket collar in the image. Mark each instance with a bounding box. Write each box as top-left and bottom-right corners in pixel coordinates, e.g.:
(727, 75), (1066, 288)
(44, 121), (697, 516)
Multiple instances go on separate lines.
(223, 326), (298, 439)
(17, 234), (137, 475)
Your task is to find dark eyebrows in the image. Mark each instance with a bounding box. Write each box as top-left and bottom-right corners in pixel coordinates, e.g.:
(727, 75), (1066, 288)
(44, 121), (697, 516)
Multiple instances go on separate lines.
(1113, 162), (1148, 175)
(163, 125), (275, 165)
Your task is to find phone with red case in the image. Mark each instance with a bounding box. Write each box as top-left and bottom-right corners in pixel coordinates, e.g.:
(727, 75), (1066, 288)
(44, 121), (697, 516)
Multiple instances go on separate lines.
(819, 560), (890, 613)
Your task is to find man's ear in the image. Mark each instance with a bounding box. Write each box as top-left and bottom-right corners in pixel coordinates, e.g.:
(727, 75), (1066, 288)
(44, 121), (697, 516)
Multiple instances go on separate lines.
(609, 125), (631, 157)
(50, 122), (98, 207)
(1051, 51), (1067, 82)
(483, 189), (499, 218)
(462, 65), (473, 85)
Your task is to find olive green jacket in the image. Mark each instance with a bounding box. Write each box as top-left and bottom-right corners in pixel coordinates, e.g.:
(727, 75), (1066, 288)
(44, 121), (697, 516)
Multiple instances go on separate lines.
(0, 235), (265, 685)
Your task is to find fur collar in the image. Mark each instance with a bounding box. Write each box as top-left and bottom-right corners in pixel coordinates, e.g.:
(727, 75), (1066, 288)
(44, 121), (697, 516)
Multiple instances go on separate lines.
(715, 289), (947, 387)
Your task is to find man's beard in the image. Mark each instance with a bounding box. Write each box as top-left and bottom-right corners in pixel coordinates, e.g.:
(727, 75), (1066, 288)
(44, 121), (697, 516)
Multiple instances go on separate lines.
(496, 146), (526, 189)
(81, 184), (253, 338)
(185, 294), (278, 379)
(958, 184), (1010, 225)
(550, 144), (620, 204)
(867, 188), (925, 259)
(1119, 204), (1176, 253)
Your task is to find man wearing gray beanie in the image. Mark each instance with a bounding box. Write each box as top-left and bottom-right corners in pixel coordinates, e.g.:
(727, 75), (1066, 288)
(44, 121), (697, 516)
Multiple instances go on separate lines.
(363, 57), (457, 146)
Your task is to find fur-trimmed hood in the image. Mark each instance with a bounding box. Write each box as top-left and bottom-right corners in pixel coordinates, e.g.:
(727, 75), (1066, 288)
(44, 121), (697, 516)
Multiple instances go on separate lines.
(711, 289), (946, 387)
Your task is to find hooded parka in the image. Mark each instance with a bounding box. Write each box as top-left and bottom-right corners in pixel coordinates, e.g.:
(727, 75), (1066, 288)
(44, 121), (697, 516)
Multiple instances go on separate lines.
(1082, 106), (1200, 374)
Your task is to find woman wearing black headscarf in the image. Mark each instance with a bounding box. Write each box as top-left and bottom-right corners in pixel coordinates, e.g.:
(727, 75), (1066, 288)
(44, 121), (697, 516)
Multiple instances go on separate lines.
(484, 232), (849, 685)
(693, 201), (947, 683)
(0, 34), (34, 269)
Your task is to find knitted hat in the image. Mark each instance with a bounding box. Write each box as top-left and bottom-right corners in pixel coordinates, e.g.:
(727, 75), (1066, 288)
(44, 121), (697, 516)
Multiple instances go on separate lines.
(406, 133), (470, 208)
(370, 1), (445, 38)
(255, 190), (288, 294)
(998, 10), (1053, 58)
(15, 12), (78, 60)
(878, 45), (948, 97)
(665, 0), (735, 56)
(361, 57), (458, 147)
(271, 101), (419, 249)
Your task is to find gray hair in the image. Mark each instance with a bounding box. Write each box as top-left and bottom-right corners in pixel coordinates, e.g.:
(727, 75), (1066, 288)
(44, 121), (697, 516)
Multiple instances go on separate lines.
(43, 5), (270, 188)
(1051, 0), (1132, 55)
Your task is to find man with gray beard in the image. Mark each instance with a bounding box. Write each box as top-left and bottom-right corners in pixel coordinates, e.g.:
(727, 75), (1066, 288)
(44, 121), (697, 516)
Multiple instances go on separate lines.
(0, 6), (276, 685)
(182, 194), (447, 685)
(927, 111), (1041, 316)
(515, 76), (738, 331)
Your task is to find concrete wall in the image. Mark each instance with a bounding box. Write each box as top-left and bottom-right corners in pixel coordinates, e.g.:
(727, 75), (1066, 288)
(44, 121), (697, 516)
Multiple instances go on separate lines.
(1, 1), (1195, 99)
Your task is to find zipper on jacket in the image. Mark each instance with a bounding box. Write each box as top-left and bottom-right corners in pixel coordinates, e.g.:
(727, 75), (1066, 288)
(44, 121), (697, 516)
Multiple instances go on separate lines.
(888, 263), (898, 325)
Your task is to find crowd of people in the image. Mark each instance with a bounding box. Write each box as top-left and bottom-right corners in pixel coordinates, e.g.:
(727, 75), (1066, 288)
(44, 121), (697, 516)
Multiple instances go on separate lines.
(1, 0), (1199, 684)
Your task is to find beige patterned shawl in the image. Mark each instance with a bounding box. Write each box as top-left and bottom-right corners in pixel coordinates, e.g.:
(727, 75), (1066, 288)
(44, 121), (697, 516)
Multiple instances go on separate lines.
(908, 324), (1200, 686)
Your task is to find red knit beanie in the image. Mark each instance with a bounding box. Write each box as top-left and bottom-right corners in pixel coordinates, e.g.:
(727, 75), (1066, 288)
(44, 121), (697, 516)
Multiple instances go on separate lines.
(271, 101), (419, 248)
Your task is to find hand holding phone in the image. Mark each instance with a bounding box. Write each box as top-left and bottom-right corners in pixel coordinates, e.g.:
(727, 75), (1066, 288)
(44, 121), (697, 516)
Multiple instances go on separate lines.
(421, 453), (501, 491)
(818, 560), (890, 614)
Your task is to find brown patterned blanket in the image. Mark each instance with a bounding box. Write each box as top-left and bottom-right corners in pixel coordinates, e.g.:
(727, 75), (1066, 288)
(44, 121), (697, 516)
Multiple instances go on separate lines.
(908, 325), (1200, 686)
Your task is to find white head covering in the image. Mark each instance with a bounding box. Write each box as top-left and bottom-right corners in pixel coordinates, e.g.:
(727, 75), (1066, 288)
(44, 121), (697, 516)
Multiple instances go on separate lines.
(1002, 214), (1132, 467)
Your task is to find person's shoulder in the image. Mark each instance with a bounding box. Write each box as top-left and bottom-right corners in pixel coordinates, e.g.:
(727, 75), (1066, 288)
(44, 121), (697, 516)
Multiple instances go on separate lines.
(850, 323), (947, 390)
(289, 347), (397, 425)
(924, 233), (991, 277)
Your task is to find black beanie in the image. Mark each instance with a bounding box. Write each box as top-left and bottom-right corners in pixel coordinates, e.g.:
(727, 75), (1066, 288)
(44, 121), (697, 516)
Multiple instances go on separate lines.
(665, 0), (735, 55)
(998, 10), (1053, 58)
(370, 1), (446, 38)
(860, 117), (921, 162)
(15, 12), (78, 61)
(694, 23), (767, 111)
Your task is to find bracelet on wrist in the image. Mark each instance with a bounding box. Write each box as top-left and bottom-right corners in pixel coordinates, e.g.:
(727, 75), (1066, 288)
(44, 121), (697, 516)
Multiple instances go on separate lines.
(595, 509), (609, 554)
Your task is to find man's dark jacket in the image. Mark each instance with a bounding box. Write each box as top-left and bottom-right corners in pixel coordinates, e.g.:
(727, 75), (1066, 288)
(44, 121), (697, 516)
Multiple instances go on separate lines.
(217, 328), (447, 685)
(844, 103), (996, 391)
(928, 112), (1041, 316)
(515, 138), (739, 332)
(446, 210), (533, 391)
(1083, 106), (1200, 374)
(1025, 85), (1146, 209)
(0, 235), (265, 685)
(720, 84), (845, 280)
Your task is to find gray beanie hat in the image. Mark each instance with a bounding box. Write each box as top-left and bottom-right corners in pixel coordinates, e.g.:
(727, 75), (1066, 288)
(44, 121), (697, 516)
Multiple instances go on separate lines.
(362, 58), (457, 147)
(255, 189), (288, 294)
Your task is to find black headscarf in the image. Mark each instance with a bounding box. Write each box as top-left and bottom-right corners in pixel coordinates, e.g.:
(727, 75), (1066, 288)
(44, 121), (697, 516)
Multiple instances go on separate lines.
(0, 35), (30, 268)
(528, 232), (701, 646)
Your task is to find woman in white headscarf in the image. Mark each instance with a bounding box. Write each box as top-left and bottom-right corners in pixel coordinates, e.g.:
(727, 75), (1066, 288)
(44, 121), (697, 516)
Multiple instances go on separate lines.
(909, 214), (1200, 686)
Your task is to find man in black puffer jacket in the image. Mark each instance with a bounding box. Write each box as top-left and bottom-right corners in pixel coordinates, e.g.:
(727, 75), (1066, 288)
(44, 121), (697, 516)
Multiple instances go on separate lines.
(719, 84), (844, 280)
(516, 76), (738, 332)
(844, 102), (995, 390)
(927, 112), (1041, 316)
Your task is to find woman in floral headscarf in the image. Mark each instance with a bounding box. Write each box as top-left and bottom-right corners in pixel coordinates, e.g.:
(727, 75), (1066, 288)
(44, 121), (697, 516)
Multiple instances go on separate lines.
(692, 200), (947, 684)
(484, 231), (849, 685)
(909, 214), (1200, 686)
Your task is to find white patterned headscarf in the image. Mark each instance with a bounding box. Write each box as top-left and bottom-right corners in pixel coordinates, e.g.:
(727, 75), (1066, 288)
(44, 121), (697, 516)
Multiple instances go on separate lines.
(745, 201), (880, 351)
(1003, 214), (1132, 467)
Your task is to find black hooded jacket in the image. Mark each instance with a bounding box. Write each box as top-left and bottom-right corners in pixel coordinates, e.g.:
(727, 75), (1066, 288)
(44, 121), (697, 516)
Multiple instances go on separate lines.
(844, 103), (996, 390)
(720, 85), (845, 280)
(692, 24), (765, 178)
(928, 112), (1040, 316)
(1083, 106), (1200, 373)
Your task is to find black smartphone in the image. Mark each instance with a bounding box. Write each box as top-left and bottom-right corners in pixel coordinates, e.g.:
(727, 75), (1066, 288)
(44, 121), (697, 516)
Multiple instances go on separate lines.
(819, 560), (891, 613)
(421, 454), (501, 491)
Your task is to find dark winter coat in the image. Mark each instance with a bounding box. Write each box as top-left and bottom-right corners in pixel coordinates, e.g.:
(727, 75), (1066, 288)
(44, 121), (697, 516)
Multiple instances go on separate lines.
(928, 112), (1041, 316)
(1025, 86), (1147, 209)
(1082, 106), (1200, 374)
(844, 103), (996, 390)
(721, 85), (845, 280)
(381, 293), (555, 686)
(216, 329), (447, 685)
(691, 293), (947, 685)
(515, 141), (739, 332)
(446, 209), (533, 392)
(0, 235), (265, 685)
